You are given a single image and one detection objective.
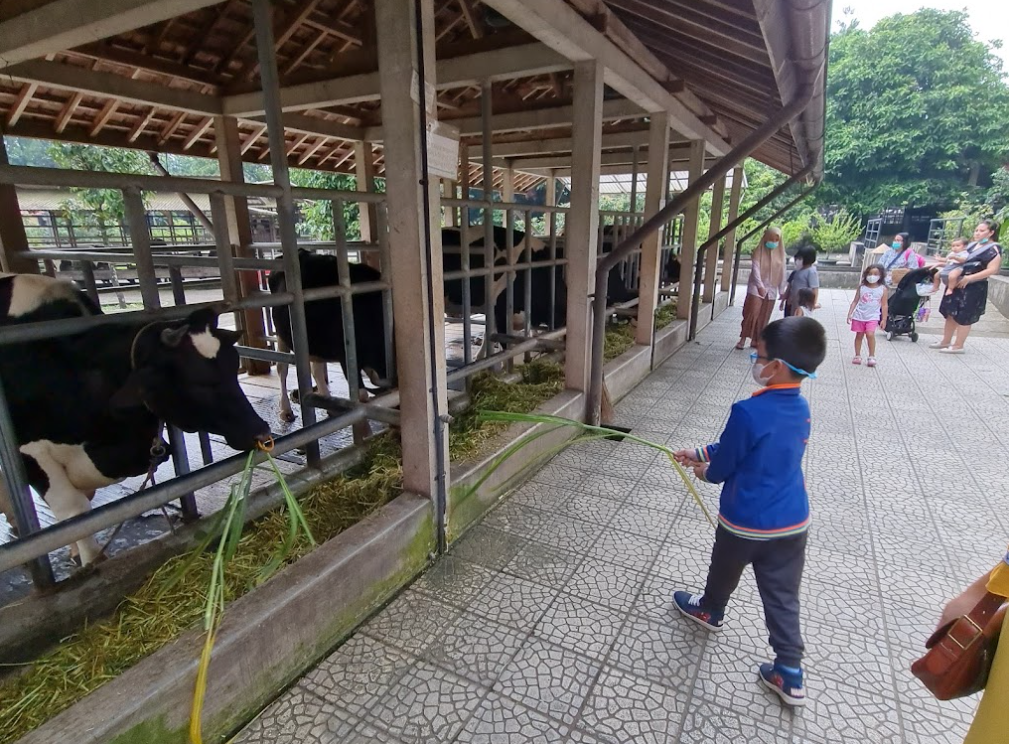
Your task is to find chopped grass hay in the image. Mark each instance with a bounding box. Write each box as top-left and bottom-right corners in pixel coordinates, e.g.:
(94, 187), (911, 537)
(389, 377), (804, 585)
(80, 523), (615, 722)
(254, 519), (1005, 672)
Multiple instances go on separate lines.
(655, 302), (677, 330)
(604, 323), (635, 362)
(0, 359), (566, 743)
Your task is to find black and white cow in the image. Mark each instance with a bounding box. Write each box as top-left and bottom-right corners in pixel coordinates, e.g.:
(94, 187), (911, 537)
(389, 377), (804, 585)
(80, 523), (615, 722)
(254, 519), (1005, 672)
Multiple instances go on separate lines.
(269, 250), (392, 422)
(442, 226), (567, 334)
(0, 272), (271, 565)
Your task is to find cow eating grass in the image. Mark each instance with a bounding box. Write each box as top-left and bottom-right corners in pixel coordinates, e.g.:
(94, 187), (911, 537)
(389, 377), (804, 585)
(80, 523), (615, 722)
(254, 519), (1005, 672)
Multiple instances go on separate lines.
(0, 273), (271, 567)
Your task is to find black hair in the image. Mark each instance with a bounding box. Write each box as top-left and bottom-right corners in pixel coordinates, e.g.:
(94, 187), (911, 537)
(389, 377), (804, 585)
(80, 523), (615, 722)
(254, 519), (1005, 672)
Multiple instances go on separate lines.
(794, 245), (817, 267)
(861, 263), (885, 286)
(979, 219), (1000, 241)
(761, 316), (827, 379)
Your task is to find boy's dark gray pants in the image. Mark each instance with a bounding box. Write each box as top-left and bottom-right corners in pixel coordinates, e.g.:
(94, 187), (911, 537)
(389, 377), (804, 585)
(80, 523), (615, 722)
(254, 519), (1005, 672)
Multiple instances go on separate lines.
(702, 525), (807, 668)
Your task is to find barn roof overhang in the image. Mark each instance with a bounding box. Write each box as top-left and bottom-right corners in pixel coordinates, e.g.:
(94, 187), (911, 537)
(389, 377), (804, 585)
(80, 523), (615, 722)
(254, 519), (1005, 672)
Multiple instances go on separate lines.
(0, 0), (828, 190)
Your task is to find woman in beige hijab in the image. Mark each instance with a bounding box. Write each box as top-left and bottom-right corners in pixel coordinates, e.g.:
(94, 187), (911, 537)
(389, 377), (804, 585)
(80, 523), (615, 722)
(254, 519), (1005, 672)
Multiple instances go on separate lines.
(736, 227), (787, 350)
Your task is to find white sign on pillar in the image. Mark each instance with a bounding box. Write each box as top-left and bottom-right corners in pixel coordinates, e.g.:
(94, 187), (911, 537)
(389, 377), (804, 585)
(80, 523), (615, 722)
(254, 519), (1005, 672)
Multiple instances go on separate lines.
(426, 121), (461, 180)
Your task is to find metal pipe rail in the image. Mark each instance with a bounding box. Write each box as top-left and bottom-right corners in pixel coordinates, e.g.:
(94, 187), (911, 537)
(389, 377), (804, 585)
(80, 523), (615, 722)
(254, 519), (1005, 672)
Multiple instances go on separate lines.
(444, 329), (565, 384)
(688, 164), (814, 340)
(441, 198), (569, 213)
(586, 90), (815, 426)
(24, 249), (281, 272)
(0, 406), (371, 575)
(729, 186), (820, 306)
(0, 279), (390, 346)
(441, 258), (570, 283)
(0, 164), (284, 198)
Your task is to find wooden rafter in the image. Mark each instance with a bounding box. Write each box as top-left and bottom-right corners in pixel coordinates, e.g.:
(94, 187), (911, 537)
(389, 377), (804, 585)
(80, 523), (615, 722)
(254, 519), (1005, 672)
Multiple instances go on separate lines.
(286, 132), (311, 156)
(241, 124), (268, 154)
(297, 136), (328, 165)
(458, 0), (484, 39)
(54, 91), (82, 133)
(159, 111), (186, 145)
(128, 107), (158, 142)
(183, 116), (214, 149)
(6, 82), (37, 127)
(89, 99), (120, 136)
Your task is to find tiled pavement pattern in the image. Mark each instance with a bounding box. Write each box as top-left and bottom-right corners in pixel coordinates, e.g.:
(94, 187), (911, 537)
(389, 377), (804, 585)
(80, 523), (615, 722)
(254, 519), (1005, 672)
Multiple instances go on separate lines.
(236, 288), (1009, 743)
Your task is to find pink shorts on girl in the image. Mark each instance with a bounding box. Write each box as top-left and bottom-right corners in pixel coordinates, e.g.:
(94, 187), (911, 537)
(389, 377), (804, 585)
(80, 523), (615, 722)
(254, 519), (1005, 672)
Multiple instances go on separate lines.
(851, 320), (878, 333)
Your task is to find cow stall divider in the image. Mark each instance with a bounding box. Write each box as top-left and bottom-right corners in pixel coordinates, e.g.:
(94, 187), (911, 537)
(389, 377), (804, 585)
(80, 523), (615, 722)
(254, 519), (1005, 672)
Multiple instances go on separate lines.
(440, 197), (570, 376)
(0, 162), (401, 589)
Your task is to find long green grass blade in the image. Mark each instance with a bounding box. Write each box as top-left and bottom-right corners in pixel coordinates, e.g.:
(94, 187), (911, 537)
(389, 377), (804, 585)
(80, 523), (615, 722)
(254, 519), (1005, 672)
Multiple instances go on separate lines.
(474, 410), (715, 526)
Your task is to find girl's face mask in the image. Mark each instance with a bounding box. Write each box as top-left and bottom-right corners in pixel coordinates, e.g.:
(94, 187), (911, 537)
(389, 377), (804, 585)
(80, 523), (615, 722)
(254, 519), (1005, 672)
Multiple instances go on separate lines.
(866, 274), (880, 284)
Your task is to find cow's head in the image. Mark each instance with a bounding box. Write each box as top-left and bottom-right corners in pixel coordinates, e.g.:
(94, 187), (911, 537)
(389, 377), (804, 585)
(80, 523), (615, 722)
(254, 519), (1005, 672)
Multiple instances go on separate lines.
(114, 308), (272, 451)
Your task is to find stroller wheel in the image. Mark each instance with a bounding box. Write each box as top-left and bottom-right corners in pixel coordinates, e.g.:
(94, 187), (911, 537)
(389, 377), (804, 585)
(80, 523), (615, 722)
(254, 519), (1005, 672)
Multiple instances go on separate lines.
(886, 331), (893, 341)
(911, 332), (919, 343)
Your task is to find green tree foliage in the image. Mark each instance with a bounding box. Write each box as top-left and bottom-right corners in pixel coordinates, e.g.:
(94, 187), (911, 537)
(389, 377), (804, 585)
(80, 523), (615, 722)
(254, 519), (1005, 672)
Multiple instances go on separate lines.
(822, 9), (1009, 215)
(46, 143), (154, 244)
(810, 210), (863, 252)
(288, 169), (361, 240)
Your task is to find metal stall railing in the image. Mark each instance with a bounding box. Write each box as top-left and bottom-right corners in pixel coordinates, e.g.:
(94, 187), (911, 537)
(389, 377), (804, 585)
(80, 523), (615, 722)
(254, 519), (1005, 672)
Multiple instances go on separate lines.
(440, 197), (570, 376)
(0, 164), (397, 588)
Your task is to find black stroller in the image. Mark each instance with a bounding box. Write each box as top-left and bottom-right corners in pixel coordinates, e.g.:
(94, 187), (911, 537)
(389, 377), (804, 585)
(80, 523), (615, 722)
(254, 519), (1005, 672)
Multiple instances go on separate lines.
(884, 267), (938, 342)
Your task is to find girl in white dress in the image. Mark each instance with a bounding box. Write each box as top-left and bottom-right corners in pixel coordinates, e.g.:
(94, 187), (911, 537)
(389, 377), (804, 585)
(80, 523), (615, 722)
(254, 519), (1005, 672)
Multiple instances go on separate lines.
(846, 264), (888, 368)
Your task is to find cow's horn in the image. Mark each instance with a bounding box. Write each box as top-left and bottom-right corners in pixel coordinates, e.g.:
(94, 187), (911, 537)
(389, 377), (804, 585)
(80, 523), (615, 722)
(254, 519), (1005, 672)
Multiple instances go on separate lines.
(160, 324), (190, 347)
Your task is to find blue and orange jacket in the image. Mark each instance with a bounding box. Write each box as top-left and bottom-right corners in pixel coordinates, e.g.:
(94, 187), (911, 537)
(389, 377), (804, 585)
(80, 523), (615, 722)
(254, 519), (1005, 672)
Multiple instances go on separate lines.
(694, 384), (811, 540)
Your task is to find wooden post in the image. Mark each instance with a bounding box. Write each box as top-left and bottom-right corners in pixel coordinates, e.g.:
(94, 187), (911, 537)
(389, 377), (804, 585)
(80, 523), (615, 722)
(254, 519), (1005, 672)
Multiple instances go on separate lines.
(502, 164), (514, 203)
(676, 139), (705, 321)
(215, 115), (270, 374)
(0, 137), (35, 274)
(565, 60), (603, 392)
(634, 116), (669, 346)
(545, 169), (556, 207)
(630, 145), (639, 213)
(375, 0), (448, 507)
(721, 165), (744, 294)
(443, 180), (457, 226)
(354, 141), (381, 269)
(703, 174), (727, 302)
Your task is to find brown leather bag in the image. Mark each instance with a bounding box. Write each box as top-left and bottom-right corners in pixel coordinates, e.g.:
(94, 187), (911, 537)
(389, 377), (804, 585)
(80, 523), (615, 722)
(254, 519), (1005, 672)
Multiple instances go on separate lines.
(912, 592), (1007, 700)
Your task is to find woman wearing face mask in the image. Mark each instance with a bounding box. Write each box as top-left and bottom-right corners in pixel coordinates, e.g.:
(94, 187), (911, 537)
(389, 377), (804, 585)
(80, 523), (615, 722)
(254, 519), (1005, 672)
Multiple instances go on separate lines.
(932, 220), (1003, 353)
(879, 232), (923, 287)
(736, 227), (787, 350)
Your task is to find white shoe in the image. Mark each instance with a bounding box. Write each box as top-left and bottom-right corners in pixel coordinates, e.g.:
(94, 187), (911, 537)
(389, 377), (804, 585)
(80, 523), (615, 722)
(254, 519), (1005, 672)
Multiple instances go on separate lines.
(929, 341), (949, 349)
(939, 347), (965, 355)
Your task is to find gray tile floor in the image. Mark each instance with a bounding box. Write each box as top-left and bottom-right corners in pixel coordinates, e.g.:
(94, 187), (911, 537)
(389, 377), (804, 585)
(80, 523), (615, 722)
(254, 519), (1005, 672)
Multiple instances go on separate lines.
(235, 288), (1009, 743)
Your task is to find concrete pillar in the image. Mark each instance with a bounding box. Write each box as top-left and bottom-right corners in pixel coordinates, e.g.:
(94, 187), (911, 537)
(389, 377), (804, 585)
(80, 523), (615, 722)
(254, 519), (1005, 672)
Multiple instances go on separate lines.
(0, 137), (35, 274)
(721, 166), (744, 293)
(545, 169), (556, 207)
(565, 60), (603, 392)
(443, 180), (456, 226)
(375, 0), (448, 503)
(703, 174), (727, 303)
(215, 115), (269, 374)
(676, 139), (705, 321)
(634, 116), (670, 346)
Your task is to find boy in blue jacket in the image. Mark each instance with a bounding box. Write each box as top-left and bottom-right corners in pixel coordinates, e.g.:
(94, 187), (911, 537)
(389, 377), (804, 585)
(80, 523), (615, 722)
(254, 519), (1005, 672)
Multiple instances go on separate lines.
(673, 316), (826, 707)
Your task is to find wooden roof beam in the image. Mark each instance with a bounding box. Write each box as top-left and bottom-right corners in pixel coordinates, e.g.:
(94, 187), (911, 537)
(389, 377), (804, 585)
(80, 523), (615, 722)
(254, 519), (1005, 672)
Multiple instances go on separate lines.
(4, 60), (223, 116)
(0, 0), (225, 69)
(368, 97), (644, 140)
(468, 129), (691, 158)
(88, 99), (120, 137)
(222, 42), (568, 116)
(480, 0), (729, 153)
(507, 144), (695, 170)
(54, 91), (82, 134)
(183, 116), (214, 150)
(6, 82), (37, 127)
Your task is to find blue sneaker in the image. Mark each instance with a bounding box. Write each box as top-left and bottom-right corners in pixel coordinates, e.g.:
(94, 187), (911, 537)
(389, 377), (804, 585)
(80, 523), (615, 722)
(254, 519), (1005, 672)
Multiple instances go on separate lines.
(673, 591), (723, 631)
(758, 662), (807, 707)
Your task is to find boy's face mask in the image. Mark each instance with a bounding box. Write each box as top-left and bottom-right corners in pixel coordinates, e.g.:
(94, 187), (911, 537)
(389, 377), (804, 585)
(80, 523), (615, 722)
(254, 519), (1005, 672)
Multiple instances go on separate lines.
(751, 360), (774, 386)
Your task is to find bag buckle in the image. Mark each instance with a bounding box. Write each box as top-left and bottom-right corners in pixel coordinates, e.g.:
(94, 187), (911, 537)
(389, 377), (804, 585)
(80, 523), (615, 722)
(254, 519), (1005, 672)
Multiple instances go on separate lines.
(949, 616), (984, 650)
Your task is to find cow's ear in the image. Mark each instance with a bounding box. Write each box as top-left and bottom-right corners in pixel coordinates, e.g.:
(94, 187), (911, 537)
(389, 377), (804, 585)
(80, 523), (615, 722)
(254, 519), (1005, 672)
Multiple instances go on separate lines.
(160, 325), (189, 348)
(109, 371), (150, 411)
(216, 328), (242, 346)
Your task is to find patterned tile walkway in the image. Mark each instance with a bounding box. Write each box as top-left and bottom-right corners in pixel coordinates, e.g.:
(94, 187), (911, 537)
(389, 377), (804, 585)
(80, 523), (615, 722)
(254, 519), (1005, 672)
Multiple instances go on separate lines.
(235, 288), (1009, 743)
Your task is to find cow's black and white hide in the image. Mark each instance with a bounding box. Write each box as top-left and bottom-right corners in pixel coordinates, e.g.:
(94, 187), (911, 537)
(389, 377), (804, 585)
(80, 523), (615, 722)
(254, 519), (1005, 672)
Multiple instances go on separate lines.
(268, 250), (392, 423)
(0, 273), (270, 565)
(442, 226), (568, 335)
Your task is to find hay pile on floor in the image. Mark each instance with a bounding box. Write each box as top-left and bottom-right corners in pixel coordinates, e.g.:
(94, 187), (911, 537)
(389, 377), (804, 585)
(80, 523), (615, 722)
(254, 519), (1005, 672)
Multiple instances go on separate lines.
(0, 359), (565, 743)
(655, 302), (677, 330)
